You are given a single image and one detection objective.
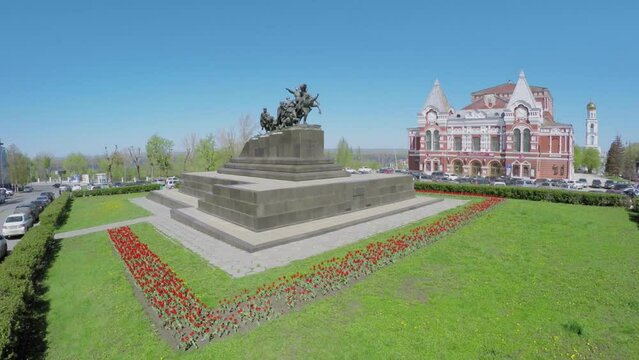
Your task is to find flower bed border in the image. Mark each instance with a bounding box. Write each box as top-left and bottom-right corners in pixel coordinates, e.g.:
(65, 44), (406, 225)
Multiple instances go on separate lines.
(108, 193), (503, 350)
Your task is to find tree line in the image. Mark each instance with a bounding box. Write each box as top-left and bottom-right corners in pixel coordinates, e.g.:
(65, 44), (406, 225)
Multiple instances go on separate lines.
(1, 116), (257, 187)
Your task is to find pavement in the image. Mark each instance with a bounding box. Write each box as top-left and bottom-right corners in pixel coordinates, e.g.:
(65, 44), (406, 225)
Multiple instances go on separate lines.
(54, 195), (466, 277)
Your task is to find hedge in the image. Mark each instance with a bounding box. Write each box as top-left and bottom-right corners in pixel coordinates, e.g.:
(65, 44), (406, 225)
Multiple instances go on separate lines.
(414, 182), (631, 207)
(72, 184), (160, 197)
(0, 193), (72, 359)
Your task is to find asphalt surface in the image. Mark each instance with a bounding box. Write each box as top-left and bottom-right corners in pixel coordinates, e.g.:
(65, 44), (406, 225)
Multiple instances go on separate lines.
(1, 183), (60, 253)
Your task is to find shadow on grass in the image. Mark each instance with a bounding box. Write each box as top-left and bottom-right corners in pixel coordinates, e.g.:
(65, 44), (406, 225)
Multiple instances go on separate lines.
(13, 237), (63, 359)
(628, 207), (639, 229)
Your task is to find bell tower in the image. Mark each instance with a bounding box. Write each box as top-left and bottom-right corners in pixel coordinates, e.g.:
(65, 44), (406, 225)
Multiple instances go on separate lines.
(585, 101), (600, 153)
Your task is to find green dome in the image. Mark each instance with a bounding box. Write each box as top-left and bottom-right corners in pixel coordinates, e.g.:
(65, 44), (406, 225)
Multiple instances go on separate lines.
(587, 102), (596, 110)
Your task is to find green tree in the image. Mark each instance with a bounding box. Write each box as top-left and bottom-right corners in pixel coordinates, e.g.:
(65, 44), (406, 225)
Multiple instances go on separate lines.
(195, 134), (217, 171)
(573, 145), (584, 170)
(582, 148), (602, 174)
(605, 136), (624, 177)
(63, 152), (89, 175)
(335, 137), (353, 168)
(622, 143), (639, 180)
(146, 134), (174, 177)
(6, 144), (31, 186)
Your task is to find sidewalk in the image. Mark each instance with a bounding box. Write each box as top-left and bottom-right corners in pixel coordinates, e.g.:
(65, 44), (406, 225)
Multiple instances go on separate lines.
(55, 196), (466, 277)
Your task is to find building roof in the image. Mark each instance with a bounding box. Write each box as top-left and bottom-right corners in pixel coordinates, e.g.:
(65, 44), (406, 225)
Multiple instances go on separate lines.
(422, 79), (452, 113)
(506, 70), (540, 109)
(587, 101), (596, 110)
(471, 82), (547, 96)
(461, 96), (509, 110)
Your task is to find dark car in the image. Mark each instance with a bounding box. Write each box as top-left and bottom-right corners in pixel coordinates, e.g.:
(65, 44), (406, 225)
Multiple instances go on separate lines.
(40, 192), (55, 202)
(14, 203), (40, 222)
(36, 195), (51, 206)
(603, 180), (615, 189)
(591, 179), (602, 188)
(31, 200), (47, 213)
(53, 183), (61, 188)
(607, 183), (631, 195)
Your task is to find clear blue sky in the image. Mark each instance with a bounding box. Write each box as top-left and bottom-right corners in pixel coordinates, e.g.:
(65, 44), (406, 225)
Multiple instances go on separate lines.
(1, 0), (638, 157)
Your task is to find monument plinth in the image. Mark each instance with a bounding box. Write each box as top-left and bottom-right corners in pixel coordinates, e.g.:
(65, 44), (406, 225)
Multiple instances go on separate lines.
(218, 125), (348, 181)
(147, 83), (438, 252)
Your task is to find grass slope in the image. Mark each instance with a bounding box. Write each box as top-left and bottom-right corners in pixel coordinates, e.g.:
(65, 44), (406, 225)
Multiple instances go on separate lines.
(57, 193), (150, 232)
(45, 200), (639, 359)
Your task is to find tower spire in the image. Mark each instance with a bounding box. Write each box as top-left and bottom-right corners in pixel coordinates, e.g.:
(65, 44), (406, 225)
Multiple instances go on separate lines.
(422, 79), (452, 113)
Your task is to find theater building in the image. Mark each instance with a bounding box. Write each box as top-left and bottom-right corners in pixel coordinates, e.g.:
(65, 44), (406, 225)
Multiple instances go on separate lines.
(407, 71), (574, 179)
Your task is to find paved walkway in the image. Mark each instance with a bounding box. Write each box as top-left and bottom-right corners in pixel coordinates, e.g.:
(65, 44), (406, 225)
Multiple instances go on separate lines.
(54, 196), (466, 277)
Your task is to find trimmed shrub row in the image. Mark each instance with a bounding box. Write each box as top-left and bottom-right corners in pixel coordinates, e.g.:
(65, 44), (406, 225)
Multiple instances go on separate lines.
(0, 193), (72, 359)
(414, 181), (631, 207)
(72, 184), (161, 197)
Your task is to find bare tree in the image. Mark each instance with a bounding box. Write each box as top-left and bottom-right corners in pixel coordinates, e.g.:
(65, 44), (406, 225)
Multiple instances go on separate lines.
(238, 114), (257, 152)
(216, 114), (257, 156)
(105, 145), (119, 183)
(182, 133), (198, 171)
(128, 146), (142, 180)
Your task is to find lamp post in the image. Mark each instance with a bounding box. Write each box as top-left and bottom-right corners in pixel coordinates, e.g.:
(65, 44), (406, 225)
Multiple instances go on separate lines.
(0, 139), (4, 187)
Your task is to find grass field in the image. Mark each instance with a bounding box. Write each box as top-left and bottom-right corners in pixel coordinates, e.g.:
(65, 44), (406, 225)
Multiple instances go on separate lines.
(44, 199), (639, 359)
(57, 193), (151, 232)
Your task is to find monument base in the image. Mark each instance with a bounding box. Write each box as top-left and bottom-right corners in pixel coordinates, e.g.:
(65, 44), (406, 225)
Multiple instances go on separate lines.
(217, 125), (349, 181)
(179, 172), (415, 232)
(147, 188), (441, 252)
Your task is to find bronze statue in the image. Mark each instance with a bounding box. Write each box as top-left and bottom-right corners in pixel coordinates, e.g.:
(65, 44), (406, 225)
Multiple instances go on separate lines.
(260, 108), (275, 132)
(262, 83), (321, 132)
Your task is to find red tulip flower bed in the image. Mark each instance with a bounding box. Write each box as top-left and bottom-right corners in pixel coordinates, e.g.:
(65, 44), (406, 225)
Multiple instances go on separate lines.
(108, 195), (503, 350)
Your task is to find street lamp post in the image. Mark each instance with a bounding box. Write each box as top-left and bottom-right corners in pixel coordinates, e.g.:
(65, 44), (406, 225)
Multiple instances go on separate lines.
(0, 139), (4, 187)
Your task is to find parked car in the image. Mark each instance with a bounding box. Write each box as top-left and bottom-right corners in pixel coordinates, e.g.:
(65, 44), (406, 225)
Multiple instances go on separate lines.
(577, 178), (588, 187)
(0, 188), (13, 196)
(566, 180), (583, 190)
(0, 192), (5, 204)
(31, 200), (46, 213)
(538, 181), (553, 188)
(2, 213), (34, 238)
(607, 183), (632, 195)
(166, 179), (179, 189)
(59, 184), (71, 192)
(41, 192), (55, 202)
(590, 179), (602, 188)
(36, 195), (51, 206)
(358, 167), (372, 174)
(23, 185), (33, 192)
(624, 187), (639, 198)
(53, 183), (61, 188)
(0, 235), (7, 260)
(493, 181), (506, 186)
(14, 203), (40, 222)
(72, 184), (82, 191)
(603, 180), (615, 189)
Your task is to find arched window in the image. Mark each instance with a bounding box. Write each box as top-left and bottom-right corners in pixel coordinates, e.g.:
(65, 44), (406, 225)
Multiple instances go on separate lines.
(433, 130), (440, 150)
(523, 129), (531, 152)
(490, 162), (502, 176)
(514, 129), (521, 152)
(426, 131), (432, 150)
(453, 160), (463, 175)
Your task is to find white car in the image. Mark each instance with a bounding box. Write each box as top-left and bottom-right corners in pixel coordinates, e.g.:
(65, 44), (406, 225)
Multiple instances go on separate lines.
(2, 213), (34, 238)
(0, 235), (7, 259)
(0, 188), (13, 196)
(72, 184), (82, 191)
(344, 168), (359, 174)
(358, 167), (372, 174)
(445, 173), (459, 181)
(166, 179), (179, 189)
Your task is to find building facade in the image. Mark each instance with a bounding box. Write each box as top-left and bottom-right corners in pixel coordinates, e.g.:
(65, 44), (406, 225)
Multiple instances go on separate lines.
(408, 71), (574, 179)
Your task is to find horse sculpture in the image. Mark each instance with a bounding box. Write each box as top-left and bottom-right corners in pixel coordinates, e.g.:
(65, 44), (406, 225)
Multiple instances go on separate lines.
(260, 83), (321, 133)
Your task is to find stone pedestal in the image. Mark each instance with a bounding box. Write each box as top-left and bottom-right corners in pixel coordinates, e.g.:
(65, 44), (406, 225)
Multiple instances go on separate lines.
(218, 125), (348, 181)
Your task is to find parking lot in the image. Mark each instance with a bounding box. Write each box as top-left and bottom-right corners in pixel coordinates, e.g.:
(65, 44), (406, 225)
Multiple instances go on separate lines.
(1, 183), (59, 253)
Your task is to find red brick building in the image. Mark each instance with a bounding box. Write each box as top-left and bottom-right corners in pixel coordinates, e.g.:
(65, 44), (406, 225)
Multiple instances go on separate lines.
(408, 71), (573, 179)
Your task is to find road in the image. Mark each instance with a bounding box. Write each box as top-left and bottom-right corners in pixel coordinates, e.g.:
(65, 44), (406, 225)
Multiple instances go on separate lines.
(1, 183), (59, 253)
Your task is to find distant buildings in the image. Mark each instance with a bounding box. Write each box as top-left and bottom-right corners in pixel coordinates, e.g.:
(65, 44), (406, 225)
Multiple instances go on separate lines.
(408, 71), (574, 179)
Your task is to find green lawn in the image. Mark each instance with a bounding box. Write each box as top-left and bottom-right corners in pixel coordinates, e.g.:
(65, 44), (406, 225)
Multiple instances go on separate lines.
(57, 193), (151, 232)
(44, 199), (639, 359)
